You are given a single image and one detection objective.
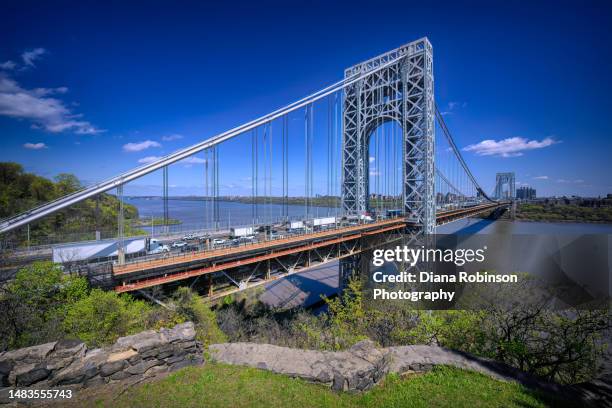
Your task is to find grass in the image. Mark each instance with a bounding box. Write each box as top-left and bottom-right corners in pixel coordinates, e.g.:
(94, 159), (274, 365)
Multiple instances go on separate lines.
(79, 364), (572, 408)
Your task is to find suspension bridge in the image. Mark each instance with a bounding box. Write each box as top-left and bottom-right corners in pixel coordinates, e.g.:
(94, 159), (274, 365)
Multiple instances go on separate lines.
(0, 38), (510, 299)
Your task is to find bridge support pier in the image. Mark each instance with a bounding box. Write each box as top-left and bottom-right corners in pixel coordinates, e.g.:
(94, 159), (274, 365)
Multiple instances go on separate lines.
(339, 255), (360, 291)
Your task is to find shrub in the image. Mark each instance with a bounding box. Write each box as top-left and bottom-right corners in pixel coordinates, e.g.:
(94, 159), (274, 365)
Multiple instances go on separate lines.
(172, 287), (226, 346)
(62, 289), (152, 347)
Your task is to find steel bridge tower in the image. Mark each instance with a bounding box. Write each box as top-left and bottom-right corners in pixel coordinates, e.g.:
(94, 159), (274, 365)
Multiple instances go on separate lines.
(341, 38), (435, 235)
(494, 172), (516, 199)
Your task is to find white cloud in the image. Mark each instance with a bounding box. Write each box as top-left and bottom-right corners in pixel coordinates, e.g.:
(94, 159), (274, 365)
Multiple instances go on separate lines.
(137, 155), (206, 166)
(533, 176), (549, 180)
(463, 137), (558, 158)
(161, 134), (183, 141)
(123, 140), (161, 152)
(0, 74), (103, 134)
(23, 142), (47, 150)
(22, 48), (46, 67)
(369, 156), (375, 163)
(181, 156), (206, 164)
(138, 156), (161, 164)
(0, 61), (16, 70)
(440, 101), (466, 116)
(557, 178), (584, 184)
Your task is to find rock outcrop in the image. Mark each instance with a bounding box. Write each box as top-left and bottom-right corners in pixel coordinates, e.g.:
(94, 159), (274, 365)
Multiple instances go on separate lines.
(0, 322), (202, 404)
(210, 340), (389, 392)
(210, 341), (605, 406)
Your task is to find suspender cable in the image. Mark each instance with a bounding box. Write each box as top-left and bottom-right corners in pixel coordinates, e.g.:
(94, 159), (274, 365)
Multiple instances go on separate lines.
(163, 165), (169, 233)
(216, 146), (220, 230)
(117, 183), (124, 264)
(435, 104), (493, 202)
(252, 130), (256, 224)
(327, 95), (331, 214)
(310, 105), (314, 216)
(255, 128), (259, 223)
(282, 115), (288, 220)
(205, 149), (209, 229)
(334, 92), (340, 216)
(2, 47), (431, 235)
(261, 123), (268, 222)
(304, 105), (311, 219)
(267, 122), (273, 222)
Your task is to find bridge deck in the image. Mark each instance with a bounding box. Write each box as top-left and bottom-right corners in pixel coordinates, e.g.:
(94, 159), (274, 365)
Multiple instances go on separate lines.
(114, 217), (408, 276)
(112, 203), (506, 293)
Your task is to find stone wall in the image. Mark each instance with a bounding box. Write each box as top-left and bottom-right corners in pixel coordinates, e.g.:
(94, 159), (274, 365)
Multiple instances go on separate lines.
(210, 340), (608, 406)
(0, 322), (202, 403)
(211, 340), (390, 392)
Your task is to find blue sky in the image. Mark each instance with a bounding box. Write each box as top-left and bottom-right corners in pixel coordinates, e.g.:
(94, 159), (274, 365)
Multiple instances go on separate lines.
(1, 0), (611, 197)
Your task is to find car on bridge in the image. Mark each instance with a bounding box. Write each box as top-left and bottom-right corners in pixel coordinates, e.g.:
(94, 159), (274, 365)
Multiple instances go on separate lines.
(212, 238), (226, 247)
(180, 243), (199, 252)
(171, 241), (188, 249)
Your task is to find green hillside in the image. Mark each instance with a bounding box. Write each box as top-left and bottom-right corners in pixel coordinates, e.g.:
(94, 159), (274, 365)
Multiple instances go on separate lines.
(0, 162), (141, 246)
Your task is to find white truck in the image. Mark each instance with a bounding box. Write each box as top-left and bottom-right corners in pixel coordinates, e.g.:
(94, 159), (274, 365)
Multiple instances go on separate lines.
(290, 220), (304, 230)
(313, 217), (336, 228)
(147, 238), (170, 254)
(230, 226), (254, 238)
(360, 214), (374, 223)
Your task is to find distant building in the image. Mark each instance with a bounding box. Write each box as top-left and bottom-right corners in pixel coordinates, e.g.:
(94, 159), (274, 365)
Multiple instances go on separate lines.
(516, 186), (536, 200)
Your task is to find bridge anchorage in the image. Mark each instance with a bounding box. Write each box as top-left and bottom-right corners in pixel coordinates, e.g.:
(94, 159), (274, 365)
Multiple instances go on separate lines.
(0, 37), (509, 301)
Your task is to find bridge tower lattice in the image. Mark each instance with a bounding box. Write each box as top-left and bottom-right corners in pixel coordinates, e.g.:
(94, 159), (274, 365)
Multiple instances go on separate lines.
(341, 38), (435, 236)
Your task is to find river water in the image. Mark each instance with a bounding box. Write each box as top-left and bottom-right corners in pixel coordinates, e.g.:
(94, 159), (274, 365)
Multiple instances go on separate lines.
(437, 217), (612, 234)
(127, 197), (612, 235)
(125, 197), (339, 233)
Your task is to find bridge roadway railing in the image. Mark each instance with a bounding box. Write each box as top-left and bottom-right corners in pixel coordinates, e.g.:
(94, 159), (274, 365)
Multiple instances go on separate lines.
(436, 202), (508, 225)
(113, 217), (409, 276)
(112, 203), (506, 293)
(112, 203), (504, 275)
(114, 220), (408, 293)
(113, 202), (503, 276)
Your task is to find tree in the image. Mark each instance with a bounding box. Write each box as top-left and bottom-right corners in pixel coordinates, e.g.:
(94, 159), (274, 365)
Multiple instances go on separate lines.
(0, 162), (143, 246)
(0, 261), (88, 350)
(54, 173), (82, 195)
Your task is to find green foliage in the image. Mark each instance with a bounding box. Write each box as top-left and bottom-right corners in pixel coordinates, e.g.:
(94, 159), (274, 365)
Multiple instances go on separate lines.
(214, 275), (610, 385)
(171, 287), (227, 346)
(0, 162), (143, 246)
(1, 262), (225, 352)
(517, 202), (612, 223)
(322, 277), (369, 350)
(409, 311), (489, 355)
(62, 289), (152, 347)
(0, 262), (89, 349)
